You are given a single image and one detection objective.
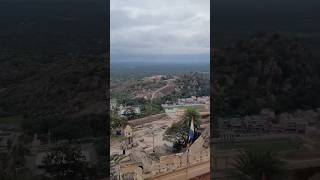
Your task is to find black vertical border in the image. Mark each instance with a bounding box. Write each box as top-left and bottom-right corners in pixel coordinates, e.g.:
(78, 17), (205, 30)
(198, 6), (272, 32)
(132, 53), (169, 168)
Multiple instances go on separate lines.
(106, 0), (111, 178)
(210, 0), (214, 179)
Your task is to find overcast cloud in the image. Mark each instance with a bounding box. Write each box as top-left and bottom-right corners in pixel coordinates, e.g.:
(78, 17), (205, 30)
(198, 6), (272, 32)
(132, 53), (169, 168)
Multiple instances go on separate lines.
(110, 0), (210, 62)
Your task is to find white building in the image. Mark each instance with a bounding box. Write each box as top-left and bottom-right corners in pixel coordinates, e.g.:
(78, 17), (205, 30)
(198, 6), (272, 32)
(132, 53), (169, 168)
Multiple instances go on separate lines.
(118, 105), (141, 117)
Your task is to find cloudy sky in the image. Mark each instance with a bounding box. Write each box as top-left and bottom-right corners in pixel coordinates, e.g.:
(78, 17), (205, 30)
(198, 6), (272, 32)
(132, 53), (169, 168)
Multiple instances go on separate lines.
(111, 0), (210, 62)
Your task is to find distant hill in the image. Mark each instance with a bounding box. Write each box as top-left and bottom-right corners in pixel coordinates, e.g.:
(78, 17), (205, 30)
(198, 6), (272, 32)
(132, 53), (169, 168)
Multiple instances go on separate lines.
(111, 72), (209, 101)
(111, 61), (209, 79)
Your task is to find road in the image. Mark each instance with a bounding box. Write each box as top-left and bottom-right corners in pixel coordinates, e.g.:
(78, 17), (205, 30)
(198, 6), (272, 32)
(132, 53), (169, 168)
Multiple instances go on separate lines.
(151, 78), (176, 100)
(147, 160), (210, 180)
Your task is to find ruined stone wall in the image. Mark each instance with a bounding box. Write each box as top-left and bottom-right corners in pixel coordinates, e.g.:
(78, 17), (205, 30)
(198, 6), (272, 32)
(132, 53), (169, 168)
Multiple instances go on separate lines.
(119, 163), (143, 180)
(148, 149), (210, 178)
(128, 114), (167, 127)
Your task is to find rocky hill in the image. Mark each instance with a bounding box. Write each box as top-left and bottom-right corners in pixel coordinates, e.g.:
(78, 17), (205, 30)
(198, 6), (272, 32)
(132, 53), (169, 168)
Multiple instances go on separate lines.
(111, 72), (210, 101)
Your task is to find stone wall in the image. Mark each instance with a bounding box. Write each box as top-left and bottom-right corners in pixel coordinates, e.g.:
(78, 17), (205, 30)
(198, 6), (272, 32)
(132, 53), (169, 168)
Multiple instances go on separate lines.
(147, 126), (210, 178)
(128, 114), (167, 127)
(148, 149), (210, 178)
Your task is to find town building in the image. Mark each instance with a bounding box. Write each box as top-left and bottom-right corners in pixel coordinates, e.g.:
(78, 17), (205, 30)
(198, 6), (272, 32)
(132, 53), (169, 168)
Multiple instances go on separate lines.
(118, 105), (141, 117)
(124, 125), (134, 146)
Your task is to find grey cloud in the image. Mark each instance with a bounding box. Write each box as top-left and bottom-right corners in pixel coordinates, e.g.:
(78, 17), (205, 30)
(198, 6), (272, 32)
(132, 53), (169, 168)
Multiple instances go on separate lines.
(111, 0), (210, 60)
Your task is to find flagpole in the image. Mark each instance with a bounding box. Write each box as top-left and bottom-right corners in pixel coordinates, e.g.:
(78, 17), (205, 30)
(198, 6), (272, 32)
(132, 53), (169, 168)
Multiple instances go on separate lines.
(186, 115), (195, 180)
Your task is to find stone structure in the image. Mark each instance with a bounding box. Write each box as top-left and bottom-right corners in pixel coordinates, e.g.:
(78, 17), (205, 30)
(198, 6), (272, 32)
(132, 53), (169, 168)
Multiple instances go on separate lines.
(119, 162), (143, 180)
(124, 125), (133, 150)
(176, 108), (186, 117)
(128, 114), (167, 127)
(118, 105), (141, 117)
(119, 126), (210, 179)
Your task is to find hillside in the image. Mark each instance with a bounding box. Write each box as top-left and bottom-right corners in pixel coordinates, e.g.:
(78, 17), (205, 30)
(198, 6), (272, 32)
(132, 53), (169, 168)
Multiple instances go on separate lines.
(0, 52), (108, 137)
(111, 72), (210, 102)
(213, 32), (320, 117)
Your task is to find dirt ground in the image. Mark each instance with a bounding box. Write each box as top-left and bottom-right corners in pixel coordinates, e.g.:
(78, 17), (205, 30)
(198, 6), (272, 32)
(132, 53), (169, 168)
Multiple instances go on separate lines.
(110, 112), (180, 156)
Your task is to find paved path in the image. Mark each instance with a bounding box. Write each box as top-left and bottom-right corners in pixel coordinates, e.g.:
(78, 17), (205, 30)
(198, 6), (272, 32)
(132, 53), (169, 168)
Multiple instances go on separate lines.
(151, 79), (175, 100)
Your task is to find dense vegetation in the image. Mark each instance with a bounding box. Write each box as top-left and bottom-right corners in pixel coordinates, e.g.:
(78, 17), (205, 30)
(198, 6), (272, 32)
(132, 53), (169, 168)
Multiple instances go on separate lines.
(41, 145), (97, 180)
(111, 96), (165, 120)
(175, 72), (210, 98)
(232, 148), (285, 180)
(213, 33), (320, 117)
(164, 108), (200, 152)
(111, 71), (210, 121)
(0, 54), (107, 140)
(0, 0), (107, 179)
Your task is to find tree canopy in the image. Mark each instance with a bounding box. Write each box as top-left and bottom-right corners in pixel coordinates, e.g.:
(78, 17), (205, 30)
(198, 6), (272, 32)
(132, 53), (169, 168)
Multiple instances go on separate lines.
(213, 32), (320, 117)
(232, 148), (285, 180)
(41, 145), (95, 180)
(164, 108), (200, 152)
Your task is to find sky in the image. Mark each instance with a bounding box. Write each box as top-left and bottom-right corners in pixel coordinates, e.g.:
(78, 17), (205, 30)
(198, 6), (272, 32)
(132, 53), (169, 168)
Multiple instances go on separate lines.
(110, 0), (210, 63)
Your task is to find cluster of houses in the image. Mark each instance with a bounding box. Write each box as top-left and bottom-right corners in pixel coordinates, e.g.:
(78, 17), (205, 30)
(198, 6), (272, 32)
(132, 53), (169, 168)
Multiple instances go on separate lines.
(111, 96), (210, 119)
(162, 96), (210, 114)
(176, 96), (210, 105)
(118, 105), (141, 118)
(110, 99), (141, 118)
(143, 75), (169, 83)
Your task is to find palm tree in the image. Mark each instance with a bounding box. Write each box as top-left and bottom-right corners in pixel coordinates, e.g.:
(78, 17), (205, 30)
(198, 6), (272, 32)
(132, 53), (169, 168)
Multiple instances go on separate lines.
(232, 148), (285, 180)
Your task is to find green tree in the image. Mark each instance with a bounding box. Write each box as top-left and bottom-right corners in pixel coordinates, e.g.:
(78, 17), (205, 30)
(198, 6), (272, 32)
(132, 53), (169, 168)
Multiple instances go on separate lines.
(141, 101), (163, 117)
(122, 107), (137, 120)
(110, 116), (127, 130)
(232, 148), (285, 180)
(182, 108), (200, 128)
(213, 33), (320, 117)
(164, 108), (200, 152)
(41, 145), (93, 180)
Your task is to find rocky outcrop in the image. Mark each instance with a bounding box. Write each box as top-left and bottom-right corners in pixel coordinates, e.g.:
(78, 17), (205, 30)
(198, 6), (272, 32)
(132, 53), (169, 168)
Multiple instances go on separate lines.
(189, 126), (210, 153)
(129, 149), (153, 172)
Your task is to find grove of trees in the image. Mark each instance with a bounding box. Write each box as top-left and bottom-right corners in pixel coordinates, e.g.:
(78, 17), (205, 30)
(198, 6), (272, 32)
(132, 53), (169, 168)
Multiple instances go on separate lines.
(164, 108), (200, 152)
